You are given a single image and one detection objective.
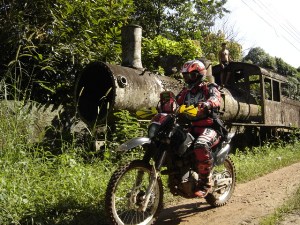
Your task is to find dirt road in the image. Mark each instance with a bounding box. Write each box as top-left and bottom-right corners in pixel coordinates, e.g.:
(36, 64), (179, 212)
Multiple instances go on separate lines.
(157, 162), (300, 225)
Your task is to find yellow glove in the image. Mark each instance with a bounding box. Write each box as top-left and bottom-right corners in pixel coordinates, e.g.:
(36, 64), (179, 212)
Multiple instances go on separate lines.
(136, 107), (158, 119)
(178, 104), (187, 114)
(179, 105), (198, 117)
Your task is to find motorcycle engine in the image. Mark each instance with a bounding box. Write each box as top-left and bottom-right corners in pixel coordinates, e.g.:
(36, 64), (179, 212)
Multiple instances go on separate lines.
(168, 128), (197, 198)
(168, 165), (199, 198)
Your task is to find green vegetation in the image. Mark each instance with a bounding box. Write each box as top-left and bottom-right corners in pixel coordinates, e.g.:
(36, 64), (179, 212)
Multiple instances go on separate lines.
(142, 36), (202, 73)
(231, 142), (300, 183)
(0, 104), (110, 224)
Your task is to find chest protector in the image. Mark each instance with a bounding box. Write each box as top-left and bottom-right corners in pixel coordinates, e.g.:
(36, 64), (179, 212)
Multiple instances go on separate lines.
(177, 83), (214, 126)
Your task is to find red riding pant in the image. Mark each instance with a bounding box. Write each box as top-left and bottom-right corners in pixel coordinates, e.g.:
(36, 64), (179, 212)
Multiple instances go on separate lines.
(193, 127), (220, 179)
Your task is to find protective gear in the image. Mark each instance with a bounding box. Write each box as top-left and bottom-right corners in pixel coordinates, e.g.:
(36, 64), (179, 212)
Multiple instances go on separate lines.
(181, 60), (207, 84)
(193, 128), (219, 197)
(178, 105), (198, 117)
(176, 83), (220, 125)
(159, 91), (177, 113)
(200, 102), (211, 110)
(176, 68), (222, 198)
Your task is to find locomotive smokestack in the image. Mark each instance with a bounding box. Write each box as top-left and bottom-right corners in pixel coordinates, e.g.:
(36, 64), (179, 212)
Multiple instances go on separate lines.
(121, 25), (143, 69)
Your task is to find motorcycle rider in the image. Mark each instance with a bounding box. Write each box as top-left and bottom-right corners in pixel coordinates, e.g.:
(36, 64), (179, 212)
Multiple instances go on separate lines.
(176, 59), (222, 198)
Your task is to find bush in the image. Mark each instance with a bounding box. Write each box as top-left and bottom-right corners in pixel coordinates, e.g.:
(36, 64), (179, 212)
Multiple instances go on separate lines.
(142, 35), (202, 73)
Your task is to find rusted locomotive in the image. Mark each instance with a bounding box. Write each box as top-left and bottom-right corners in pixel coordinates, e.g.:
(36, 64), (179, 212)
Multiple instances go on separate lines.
(212, 62), (300, 148)
(75, 60), (300, 148)
(74, 25), (300, 149)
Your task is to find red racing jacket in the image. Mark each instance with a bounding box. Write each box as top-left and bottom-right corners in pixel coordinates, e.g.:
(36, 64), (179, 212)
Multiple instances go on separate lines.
(176, 82), (221, 127)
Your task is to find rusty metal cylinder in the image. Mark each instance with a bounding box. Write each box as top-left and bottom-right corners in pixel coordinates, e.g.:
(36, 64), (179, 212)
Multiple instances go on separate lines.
(121, 25), (143, 69)
(75, 61), (183, 125)
(220, 89), (261, 122)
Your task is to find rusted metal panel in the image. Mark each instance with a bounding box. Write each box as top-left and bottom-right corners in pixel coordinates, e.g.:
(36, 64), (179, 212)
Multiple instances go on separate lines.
(75, 59), (299, 132)
(281, 96), (300, 128)
(219, 89), (261, 122)
(75, 61), (266, 126)
(264, 100), (283, 126)
(260, 68), (287, 82)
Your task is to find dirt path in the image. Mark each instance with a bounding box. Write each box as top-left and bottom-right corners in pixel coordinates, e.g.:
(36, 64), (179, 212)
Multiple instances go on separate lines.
(157, 162), (300, 225)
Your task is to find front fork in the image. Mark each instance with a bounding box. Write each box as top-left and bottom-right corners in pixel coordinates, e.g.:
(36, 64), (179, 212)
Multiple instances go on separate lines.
(138, 149), (167, 212)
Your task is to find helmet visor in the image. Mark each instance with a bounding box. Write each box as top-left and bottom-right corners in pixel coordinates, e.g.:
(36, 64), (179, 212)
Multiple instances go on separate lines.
(182, 71), (201, 83)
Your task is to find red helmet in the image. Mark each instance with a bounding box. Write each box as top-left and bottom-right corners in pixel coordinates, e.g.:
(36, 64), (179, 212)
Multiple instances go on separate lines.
(181, 60), (206, 84)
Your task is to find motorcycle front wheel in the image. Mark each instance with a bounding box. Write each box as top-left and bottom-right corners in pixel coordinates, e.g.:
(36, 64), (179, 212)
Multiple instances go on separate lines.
(105, 160), (163, 225)
(205, 156), (236, 207)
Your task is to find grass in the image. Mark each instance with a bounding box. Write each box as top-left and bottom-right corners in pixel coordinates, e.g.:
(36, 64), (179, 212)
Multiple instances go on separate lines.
(1, 101), (300, 224)
(0, 146), (116, 225)
(231, 141), (300, 183)
(0, 102), (115, 225)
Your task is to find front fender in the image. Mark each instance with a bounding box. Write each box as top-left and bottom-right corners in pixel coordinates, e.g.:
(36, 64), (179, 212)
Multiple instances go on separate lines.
(116, 137), (152, 152)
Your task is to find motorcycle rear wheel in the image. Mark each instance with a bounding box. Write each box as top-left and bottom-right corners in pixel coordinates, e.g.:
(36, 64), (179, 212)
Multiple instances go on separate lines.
(105, 160), (163, 225)
(205, 156), (236, 207)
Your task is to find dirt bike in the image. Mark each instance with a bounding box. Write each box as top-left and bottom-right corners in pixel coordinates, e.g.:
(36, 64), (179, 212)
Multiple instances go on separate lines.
(105, 92), (236, 225)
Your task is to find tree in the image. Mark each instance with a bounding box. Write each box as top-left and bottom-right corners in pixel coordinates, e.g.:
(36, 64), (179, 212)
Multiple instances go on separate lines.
(243, 47), (276, 70)
(275, 57), (297, 76)
(243, 47), (298, 77)
(0, 0), (54, 73)
(200, 31), (242, 64)
(129, 0), (182, 38)
(141, 35), (202, 73)
(0, 0), (57, 101)
(0, 0), (134, 104)
(130, 0), (229, 40)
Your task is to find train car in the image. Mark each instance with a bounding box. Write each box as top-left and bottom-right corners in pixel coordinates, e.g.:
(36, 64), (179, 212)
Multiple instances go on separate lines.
(213, 62), (300, 148)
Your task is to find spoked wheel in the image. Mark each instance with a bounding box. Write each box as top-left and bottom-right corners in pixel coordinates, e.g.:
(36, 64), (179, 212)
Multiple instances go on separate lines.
(205, 156), (236, 207)
(105, 160), (163, 225)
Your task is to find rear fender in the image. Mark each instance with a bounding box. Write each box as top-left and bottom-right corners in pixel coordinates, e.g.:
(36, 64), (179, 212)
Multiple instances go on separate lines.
(116, 137), (152, 152)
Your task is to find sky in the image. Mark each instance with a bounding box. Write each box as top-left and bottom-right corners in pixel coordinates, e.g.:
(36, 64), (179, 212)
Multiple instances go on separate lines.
(216, 0), (300, 68)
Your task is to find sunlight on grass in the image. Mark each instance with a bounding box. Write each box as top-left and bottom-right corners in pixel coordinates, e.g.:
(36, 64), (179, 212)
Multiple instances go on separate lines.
(230, 142), (300, 183)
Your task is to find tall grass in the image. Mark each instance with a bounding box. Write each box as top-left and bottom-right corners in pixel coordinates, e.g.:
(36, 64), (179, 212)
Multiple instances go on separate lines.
(0, 100), (116, 225)
(231, 141), (300, 183)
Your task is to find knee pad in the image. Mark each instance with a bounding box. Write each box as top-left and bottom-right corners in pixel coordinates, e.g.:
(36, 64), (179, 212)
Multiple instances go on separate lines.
(194, 147), (211, 162)
(194, 147), (213, 175)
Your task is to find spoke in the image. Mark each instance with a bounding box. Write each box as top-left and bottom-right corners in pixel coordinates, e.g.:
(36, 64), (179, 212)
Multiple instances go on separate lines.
(111, 163), (161, 225)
